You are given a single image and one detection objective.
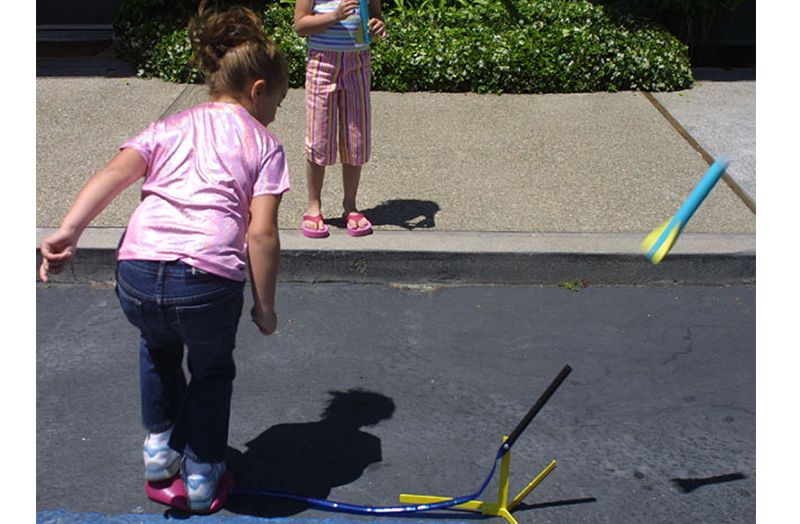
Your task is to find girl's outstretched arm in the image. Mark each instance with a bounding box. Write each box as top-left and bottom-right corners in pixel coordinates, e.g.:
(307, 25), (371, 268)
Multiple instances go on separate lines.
(38, 148), (146, 282)
(294, 0), (360, 36)
(247, 193), (282, 336)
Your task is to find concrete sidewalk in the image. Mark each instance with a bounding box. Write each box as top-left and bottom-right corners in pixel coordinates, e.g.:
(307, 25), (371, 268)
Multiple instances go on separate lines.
(36, 46), (755, 285)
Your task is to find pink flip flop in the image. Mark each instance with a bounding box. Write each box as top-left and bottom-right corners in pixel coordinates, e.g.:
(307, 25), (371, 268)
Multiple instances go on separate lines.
(145, 470), (235, 514)
(345, 212), (373, 237)
(301, 214), (330, 238)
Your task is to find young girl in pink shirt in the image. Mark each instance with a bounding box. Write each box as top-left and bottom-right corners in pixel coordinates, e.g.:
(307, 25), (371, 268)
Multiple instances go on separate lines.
(39, 3), (289, 512)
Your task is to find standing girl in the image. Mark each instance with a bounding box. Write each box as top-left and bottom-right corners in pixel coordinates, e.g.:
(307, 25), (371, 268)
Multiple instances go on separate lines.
(294, 0), (386, 238)
(38, 3), (289, 512)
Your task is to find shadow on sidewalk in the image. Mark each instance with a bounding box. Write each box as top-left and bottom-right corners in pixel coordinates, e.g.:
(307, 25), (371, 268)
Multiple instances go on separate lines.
(224, 388), (396, 518)
(37, 41), (139, 78)
(326, 199), (441, 231)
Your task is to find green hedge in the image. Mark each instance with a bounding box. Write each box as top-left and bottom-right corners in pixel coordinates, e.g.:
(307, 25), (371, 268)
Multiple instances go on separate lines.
(112, 0), (693, 93)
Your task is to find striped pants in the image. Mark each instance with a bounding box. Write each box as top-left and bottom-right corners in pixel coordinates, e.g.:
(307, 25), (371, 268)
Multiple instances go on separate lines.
(304, 48), (372, 166)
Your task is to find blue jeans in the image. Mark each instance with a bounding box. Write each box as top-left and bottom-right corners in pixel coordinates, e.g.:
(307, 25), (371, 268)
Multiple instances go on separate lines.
(116, 260), (245, 463)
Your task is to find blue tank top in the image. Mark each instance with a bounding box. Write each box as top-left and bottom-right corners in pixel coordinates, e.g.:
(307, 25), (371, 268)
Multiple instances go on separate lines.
(308, 0), (370, 52)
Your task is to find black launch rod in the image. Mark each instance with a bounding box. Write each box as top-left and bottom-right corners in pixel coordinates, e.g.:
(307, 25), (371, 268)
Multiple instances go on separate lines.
(503, 364), (572, 452)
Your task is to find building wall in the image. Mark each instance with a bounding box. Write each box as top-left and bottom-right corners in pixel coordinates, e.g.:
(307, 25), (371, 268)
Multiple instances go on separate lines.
(715, 0), (756, 47)
(37, 0), (121, 26)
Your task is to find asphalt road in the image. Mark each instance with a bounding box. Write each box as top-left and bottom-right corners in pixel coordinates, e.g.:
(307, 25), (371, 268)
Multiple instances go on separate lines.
(37, 282), (755, 523)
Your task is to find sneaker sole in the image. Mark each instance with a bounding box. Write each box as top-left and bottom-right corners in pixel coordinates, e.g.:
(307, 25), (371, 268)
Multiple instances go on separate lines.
(145, 470), (234, 514)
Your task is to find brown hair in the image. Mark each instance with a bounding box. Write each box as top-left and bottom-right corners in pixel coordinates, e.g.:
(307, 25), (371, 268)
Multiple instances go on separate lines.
(189, 1), (288, 99)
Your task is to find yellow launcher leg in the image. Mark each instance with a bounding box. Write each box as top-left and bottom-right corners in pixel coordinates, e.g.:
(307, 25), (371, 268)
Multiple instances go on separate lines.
(396, 494), (486, 513)
(496, 507), (518, 524)
(509, 459), (557, 511)
(398, 437), (556, 524)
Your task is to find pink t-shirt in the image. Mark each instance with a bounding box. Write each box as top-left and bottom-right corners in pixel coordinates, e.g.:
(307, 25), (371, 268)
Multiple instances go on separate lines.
(117, 102), (290, 281)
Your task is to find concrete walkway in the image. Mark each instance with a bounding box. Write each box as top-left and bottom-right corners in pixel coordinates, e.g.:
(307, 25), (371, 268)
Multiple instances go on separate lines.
(36, 45), (755, 285)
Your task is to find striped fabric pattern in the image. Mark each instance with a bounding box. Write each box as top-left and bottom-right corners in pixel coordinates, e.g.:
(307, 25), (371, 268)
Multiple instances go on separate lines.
(308, 0), (370, 51)
(304, 49), (371, 166)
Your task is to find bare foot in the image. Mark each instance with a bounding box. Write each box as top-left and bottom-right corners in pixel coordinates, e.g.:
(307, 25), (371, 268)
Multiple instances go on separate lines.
(303, 209), (324, 230)
(344, 210), (369, 229)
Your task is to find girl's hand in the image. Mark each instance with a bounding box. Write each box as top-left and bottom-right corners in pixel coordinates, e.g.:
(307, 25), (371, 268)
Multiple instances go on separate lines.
(333, 0), (360, 22)
(251, 306), (278, 336)
(368, 17), (386, 39)
(39, 228), (79, 282)
(37, 149), (146, 283)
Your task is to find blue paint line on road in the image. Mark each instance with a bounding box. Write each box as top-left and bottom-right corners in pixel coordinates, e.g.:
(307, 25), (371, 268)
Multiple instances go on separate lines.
(37, 510), (478, 524)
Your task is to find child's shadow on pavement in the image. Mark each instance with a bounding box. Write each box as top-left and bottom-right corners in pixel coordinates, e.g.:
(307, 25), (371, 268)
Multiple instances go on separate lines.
(327, 199), (440, 230)
(226, 389), (396, 518)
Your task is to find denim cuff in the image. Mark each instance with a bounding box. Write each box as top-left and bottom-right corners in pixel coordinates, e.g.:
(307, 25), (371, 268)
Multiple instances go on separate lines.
(144, 421), (174, 434)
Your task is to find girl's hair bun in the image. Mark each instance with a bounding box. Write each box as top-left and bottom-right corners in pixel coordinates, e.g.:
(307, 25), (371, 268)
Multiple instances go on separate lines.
(188, 1), (288, 98)
(189, 2), (267, 74)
